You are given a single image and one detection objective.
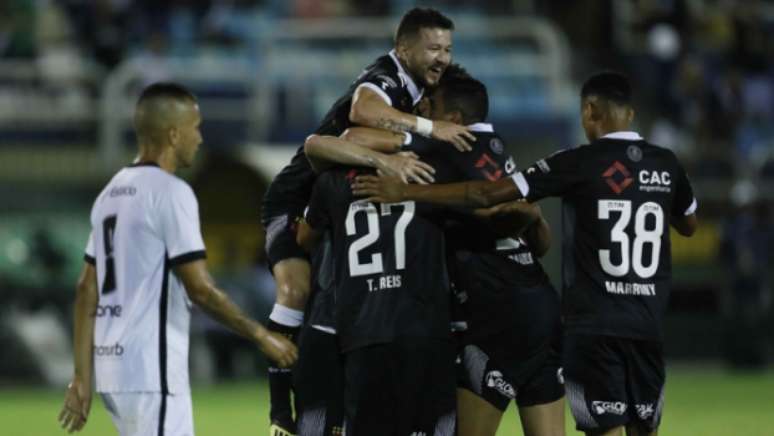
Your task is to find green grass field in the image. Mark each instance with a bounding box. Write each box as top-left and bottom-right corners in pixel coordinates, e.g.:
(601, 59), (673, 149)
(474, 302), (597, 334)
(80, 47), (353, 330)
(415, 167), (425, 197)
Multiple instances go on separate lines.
(2, 365), (772, 436)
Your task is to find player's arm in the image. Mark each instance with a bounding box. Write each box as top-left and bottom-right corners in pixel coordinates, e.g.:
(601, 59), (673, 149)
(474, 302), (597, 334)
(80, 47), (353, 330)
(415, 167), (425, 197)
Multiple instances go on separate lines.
(472, 200), (550, 255)
(350, 86), (474, 151)
(672, 213), (697, 237)
(296, 219), (323, 252)
(340, 127), (406, 153)
(59, 261), (97, 433)
(304, 134), (435, 184)
(523, 212), (551, 257)
(175, 260), (297, 367)
(353, 174), (522, 208)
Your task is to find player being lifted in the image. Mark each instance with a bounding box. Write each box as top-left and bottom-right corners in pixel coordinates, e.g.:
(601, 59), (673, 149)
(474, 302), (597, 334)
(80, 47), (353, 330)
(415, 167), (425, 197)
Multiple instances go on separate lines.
(354, 72), (698, 436)
(260, 7), (472, 435)
(306, 65), (566, 436)
(59, 83), (297, 436)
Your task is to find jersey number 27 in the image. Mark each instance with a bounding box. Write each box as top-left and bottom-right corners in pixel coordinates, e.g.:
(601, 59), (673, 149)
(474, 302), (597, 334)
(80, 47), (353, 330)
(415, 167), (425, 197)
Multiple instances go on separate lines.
(345, 201), (415, 277)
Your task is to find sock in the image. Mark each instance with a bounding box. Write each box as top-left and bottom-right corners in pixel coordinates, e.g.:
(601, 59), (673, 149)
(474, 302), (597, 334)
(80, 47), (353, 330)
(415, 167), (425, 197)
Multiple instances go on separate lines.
(267, 305), (303, 426)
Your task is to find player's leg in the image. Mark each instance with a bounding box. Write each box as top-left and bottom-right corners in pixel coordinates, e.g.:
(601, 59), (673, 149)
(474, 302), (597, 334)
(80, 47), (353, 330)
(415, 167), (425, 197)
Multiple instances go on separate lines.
(342, 344), (395, 436)
(294, 325), (345, 436)
(264, 213), (312, 434)
(518, 398), (565, 436)
(623, 339), (665, 436)
(456, 388), (503, 436)
(455, 343), (510, 436)
(420, 339), (457, 436)
(564, 334), (629, 436)
(516, 346), (566, 436)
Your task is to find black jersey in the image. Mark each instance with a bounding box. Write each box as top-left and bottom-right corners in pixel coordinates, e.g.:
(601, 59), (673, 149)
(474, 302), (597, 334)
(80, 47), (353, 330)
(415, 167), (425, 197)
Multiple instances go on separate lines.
(305, 232), (336, 330)
(262, 51), (424, 222)
(305, 168), (450, 352)
(409, 124), (556, 340)
(513, 132), (697, 340)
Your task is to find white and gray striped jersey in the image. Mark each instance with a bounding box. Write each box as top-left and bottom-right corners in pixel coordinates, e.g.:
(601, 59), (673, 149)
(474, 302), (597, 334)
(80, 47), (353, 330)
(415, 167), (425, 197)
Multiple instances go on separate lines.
(84, 162), (205, 394)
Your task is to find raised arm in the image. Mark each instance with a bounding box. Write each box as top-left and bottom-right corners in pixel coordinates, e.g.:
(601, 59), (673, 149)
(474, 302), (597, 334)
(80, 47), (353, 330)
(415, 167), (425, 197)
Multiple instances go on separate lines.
(59, 262), (98, 433)
(350, 87), (474, 151)
(352, 174), (522, 208)
(304, 134), (435, 184)
(175, 260), (297, 367)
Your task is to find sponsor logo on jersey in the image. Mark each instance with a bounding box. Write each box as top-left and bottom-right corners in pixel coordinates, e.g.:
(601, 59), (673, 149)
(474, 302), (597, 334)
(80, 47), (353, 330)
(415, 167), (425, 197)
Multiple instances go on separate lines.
(485, 370), (516, 399)
(95, 343), (124, 357)
(92, 304), (122, 317)
(591, 401), (627, 416)
(639, 170), (672, 193)
(627, 144), (643, 162)
(504, 156), (516, 174)
(475, 153), (502, 181)
(635, 403), (655, 420)
(109, 186), (136, 197)
(602, 161), (633, 194)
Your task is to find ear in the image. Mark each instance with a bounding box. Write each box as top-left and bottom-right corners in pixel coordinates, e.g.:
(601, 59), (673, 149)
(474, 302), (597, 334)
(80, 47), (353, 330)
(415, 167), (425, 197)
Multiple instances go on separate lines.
(168, 126), (180, 147)
(627, 107), (635, 123)
(449, 110), (464, 125)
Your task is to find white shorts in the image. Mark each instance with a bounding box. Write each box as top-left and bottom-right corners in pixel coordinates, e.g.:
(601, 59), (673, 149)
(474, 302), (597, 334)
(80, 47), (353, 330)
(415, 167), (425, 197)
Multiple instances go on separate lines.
(100, 392), (194, 436)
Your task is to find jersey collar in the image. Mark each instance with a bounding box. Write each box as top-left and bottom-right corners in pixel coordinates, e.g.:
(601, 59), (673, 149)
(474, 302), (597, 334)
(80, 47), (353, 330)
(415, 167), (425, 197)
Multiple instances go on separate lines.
(601, 131), (643, 141)
(468, 123), (494, 132)
(388, 49), (424, 105)
(128, 161), (161, 168)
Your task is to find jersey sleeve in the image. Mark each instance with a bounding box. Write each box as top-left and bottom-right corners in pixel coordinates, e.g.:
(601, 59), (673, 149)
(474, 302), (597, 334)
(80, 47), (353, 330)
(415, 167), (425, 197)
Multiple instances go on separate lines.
(305, 175), (332, 231)
(355, 72), (405, 107)
(672, 160), (697, 216)
(84, 231), (96, 265)
(160, 181), (207, 266)
(510, 147), (582, 201)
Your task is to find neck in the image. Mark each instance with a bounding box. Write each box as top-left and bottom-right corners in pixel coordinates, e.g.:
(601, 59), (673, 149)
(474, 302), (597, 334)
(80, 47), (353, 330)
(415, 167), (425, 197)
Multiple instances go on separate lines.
(136, 144), (177, 173)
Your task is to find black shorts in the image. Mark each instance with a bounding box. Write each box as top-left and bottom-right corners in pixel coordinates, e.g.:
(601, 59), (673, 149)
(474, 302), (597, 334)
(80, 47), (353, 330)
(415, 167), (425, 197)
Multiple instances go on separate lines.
(264, 212), (308, 269)
(293, 325), (345, 436)
(563, 334), (665, 433)
(457, 331), (564, 411)
(343, 339), (456, 436)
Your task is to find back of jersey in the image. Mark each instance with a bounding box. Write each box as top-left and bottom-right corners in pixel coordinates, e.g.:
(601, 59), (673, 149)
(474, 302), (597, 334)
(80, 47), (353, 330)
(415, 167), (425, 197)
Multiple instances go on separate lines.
(516, 133), (696, 340)
(305, 169), (450, 352)
(86, 163), (205, 393)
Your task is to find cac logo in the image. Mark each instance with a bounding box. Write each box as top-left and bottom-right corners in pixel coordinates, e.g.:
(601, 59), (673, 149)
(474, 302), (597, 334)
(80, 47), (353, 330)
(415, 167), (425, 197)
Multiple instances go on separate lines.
(592, 401), (627, 415)
(485, 370), (516, 399)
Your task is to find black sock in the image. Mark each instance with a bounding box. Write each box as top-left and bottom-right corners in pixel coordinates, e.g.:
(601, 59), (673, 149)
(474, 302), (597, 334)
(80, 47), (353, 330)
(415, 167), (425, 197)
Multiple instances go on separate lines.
(267, 320), (300, 427)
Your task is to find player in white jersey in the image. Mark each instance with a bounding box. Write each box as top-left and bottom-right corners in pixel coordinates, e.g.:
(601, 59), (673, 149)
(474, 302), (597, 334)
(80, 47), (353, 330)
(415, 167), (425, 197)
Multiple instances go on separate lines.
(59, 83), (297, 436)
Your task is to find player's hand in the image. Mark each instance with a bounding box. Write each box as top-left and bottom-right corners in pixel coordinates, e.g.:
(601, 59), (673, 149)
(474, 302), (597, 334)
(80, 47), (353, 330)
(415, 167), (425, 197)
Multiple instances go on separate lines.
(258, 331), (298, 368)
(379, 152), (435, 184)
(352, 174), (406, 203)
(474, 200), (541, 236)
(58, 377), (91, 433)
(431, 120), (475, 152)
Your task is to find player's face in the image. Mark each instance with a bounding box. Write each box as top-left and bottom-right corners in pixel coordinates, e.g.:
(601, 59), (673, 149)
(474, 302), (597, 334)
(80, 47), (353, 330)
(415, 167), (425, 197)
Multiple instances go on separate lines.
(428, 88), (452, 121)
(175, 103), (203, 168)
(404, 27), (452, 87)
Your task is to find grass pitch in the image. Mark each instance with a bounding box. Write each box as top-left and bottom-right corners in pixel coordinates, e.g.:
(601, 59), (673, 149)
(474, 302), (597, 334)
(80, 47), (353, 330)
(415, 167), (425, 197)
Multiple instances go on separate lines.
(1, 365), (772, 435)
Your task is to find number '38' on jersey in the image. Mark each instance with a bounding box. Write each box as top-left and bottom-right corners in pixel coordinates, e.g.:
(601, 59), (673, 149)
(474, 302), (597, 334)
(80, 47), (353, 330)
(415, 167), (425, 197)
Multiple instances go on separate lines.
(305, 168), (450, 353)
(84, 163), (206, 393)
(511, 132), (697, 340)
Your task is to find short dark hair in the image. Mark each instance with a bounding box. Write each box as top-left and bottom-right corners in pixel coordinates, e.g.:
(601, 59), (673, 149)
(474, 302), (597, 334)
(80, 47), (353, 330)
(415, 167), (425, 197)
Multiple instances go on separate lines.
(581, 71), (632, 106)
(437, 64), (488, 124)
(137, 82), (197, 106)
(395, 7), (454, 44)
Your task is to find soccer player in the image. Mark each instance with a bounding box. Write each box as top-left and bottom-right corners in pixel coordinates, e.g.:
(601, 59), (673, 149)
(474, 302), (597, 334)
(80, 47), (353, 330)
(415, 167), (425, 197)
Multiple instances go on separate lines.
(260, 7), (472, 434)
(58, 83), (297, 436)
(354, 71), (698, 436)
(308, 65), (566, 436)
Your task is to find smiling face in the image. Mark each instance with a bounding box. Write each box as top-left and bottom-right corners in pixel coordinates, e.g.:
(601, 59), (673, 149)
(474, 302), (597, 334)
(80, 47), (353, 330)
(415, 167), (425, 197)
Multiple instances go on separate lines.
(399, 27), (452, 88)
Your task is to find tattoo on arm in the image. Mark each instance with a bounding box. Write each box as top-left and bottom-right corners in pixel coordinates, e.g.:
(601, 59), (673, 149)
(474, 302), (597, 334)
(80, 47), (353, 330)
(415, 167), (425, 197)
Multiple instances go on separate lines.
(375, 117), (413, 133)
